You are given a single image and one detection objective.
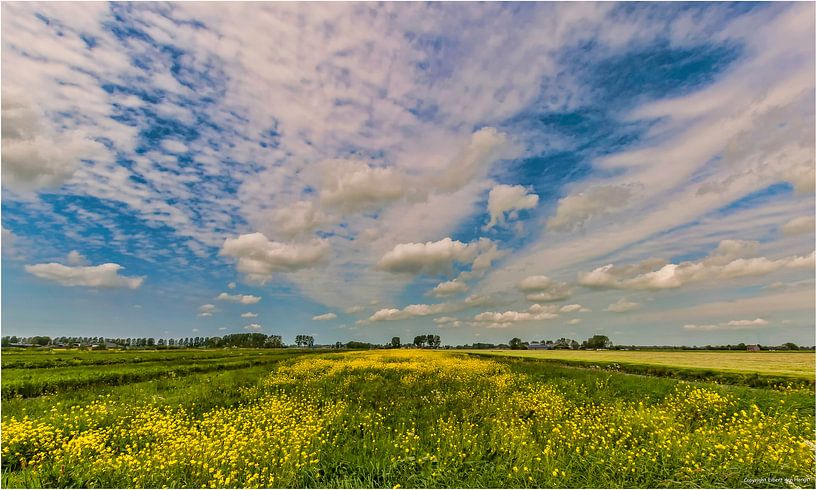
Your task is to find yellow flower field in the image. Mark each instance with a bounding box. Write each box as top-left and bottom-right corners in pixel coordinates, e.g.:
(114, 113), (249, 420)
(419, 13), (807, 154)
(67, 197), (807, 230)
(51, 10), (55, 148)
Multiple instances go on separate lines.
(2, 350), (815, 488)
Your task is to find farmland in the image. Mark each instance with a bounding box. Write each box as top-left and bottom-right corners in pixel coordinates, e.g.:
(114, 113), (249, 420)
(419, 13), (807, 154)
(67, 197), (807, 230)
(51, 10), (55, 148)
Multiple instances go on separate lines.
(468, 350), (816, 387)
(2, 349), (815, 488)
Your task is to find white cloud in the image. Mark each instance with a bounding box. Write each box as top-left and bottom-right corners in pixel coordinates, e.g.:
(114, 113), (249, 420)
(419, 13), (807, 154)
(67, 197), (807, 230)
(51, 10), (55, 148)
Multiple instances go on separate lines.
(485, 184), (538, 229)
(568, 318), (582, 325)
(579, 241), (815, 290)
(198, 304), (217, 317)
(160, 139), (189, 154)
(434, 316), (464, 328)
(518, 275), (572, 302)
(227, 282), (237, 289)
(344, 305), (366, 314)
(430, 280), (468, 297)
(267, 200), (329, 238)
(220, 233), (330, 284)
(368, 303), (453, 322)
(240, 312), (258, 318)
(25, 262), (144, 289)
(313, 312), (337, 321)
(683, 318), (769, 331)
(216, 292), (261, 305)
(782, 216), (815, 236)
(377, 237), (482, 275)
(606, 298), (641, 313)
(319, 160), (412, 212)
(66, 250), (88, 266)
(518, 275), (555, 292)
(435, 128), (513, 192)
(243, 323), (262, 332)
(471, 303), (559, 328)
(1, 89), (105, 191)
(559, 304), (584, 313)
(548, 184), (635, 231)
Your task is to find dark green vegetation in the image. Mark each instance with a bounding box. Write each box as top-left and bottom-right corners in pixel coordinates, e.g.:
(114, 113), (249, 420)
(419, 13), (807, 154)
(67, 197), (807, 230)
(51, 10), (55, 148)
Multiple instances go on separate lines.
(1, 349), (314, 399)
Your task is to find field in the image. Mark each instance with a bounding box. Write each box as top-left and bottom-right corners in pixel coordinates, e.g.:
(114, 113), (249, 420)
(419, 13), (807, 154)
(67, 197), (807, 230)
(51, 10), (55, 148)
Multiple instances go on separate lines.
(2, 348), (815, 488)
(468, 350), (816, 386)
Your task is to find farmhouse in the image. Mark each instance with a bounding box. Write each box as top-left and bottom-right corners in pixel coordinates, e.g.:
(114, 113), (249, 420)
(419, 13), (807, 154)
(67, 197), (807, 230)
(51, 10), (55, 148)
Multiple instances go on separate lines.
(746, 344), (761, 351)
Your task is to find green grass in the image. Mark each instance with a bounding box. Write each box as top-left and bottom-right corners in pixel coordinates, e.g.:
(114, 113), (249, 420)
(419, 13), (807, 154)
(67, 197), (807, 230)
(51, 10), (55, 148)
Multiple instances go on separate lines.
(1, 348), (267, 369)
(1, 349), (313, 398)
(467, 349), (816, 387)
(2, 349), (814, 488)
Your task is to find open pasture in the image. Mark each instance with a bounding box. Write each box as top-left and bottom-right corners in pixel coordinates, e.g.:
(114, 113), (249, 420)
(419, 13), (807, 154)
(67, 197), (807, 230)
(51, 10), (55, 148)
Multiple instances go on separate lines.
(2, 349), (814, 488)
(470, 349), (816, 385)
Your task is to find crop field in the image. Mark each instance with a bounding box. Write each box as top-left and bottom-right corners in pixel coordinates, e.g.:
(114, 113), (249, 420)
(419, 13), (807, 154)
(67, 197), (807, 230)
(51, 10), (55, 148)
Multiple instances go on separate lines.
(2, 349), (815, 488)
(470, 350), (816, 386)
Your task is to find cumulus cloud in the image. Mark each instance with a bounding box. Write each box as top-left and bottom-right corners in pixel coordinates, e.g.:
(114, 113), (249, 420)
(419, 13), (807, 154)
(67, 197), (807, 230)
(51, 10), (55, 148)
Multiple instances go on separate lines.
(368, 303), (453, 322)
(782, 216), (815, 236)
(319, 160), (411, 212)
(485, 184), (538, 229)
(25, 262), (144, 289)
(2, 89), (105, 191)
(312, 312), (337, 321)
(216, 292), (261, 304)
(240, 312), (258, 318)
(228, 282), (237, 289)
(517, 275), (572, 302)
(268, 200), (329, 238)
(198, 304), (217, 317)
(606, 298), (640, 313)
(243, 323), (262, 332)
(220, 233), (330, 284)
(548, 184), (635, 231)
(430, 280), (469, 297)
(579, 240), (814, 290)
(471, 303), (559, 329)
(344, 305), (366, 314)
(65, 250), (89, 266)
(377, 237), (495, 275)
(434, 316), (464, 328)
(683, 318), (768, 331)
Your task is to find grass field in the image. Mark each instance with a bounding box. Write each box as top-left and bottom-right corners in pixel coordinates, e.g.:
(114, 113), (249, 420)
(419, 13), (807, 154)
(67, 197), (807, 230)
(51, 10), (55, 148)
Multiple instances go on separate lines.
(2, 349), (815, 488)
(468, 350), (816, 387)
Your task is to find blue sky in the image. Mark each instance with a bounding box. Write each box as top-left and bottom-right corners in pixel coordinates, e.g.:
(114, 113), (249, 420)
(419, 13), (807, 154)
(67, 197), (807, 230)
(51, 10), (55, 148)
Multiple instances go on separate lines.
(2, 2), (814, 346)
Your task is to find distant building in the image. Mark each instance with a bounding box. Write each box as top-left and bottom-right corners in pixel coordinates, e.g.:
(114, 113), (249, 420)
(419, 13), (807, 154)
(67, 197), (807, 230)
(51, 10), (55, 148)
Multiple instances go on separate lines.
(528, 343), (548, 350)
(747, 344), (761, 351)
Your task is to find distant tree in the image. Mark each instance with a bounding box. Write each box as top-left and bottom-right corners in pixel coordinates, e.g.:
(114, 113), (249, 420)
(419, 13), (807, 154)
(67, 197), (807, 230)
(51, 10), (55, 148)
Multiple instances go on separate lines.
(585, 335), (612, 349)
(429, 335), (441, 348)
(570, 340), (580, 350)
(334, 341), (343, 349)
(783, 342), (799, 350)
(413, 335), (425, 348)
(391, 337), (401, 348)
(147, 338), (155, 347)
(265, 335), (283, 348)
(509, 337), (524, 350)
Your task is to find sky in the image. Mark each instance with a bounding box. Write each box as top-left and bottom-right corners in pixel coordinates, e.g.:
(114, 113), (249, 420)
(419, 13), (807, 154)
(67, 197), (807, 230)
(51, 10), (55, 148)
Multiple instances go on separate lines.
(1, 2), (815, 346)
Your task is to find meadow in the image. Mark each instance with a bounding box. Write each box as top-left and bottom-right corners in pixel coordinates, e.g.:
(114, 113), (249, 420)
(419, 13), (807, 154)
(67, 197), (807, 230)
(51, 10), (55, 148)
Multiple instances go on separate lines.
(1, 348), (815, 488)
(470, 350), (816, 388)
